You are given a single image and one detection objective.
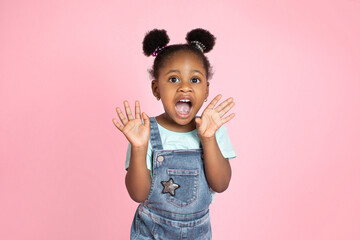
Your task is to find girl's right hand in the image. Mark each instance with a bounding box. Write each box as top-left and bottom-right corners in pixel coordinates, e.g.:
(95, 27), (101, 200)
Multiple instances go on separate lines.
(112, 100), (150, 148)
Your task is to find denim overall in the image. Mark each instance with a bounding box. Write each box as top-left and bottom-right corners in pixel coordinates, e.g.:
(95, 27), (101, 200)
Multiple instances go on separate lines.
(130, 117), (212, 239)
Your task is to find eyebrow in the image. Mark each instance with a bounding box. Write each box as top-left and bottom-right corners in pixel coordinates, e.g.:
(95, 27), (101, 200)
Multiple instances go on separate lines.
(165, 69), (205, 77)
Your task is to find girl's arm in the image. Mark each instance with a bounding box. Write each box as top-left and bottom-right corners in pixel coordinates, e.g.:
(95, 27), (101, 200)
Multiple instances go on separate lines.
(125, 145), (151, 202)
(196, 94), (235, 193)
(200, 136), (231, 193)
(113, 100), (151, 202)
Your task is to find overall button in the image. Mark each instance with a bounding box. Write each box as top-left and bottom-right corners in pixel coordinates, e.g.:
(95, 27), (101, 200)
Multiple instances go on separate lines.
(157, 155), (164, 162)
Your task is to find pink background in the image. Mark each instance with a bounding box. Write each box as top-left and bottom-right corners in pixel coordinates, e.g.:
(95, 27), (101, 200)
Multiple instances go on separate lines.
(1, 0), (359, 239)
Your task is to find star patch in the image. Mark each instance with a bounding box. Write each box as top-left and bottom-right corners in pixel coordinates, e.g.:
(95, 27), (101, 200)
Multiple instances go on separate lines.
(161, 178), (180, 196)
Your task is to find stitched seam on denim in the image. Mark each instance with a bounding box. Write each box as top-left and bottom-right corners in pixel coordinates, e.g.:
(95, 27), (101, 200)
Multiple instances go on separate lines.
(141, 207), (209, 228)
(167, 169), (200, 176)
(134, 215), (140, 239)
(142, 203), (209, 219)
(155, 149), (203, 155)
(157, 214), (208, 227)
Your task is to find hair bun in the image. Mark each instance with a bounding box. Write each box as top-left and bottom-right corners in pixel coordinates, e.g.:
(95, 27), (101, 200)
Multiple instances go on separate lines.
(142, 29), (170, 57)
(186, 28), (216, 53)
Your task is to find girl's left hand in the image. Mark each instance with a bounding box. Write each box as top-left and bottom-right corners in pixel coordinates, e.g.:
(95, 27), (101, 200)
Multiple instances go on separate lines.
(196, 94), (235, 140)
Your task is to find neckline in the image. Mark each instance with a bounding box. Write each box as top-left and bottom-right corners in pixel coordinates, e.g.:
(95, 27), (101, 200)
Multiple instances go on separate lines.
(153, 117), (198, 134)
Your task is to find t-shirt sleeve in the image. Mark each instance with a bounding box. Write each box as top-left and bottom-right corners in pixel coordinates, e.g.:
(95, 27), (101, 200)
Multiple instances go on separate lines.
(215, 124), (236, 160)
(125, 141), (153, 171)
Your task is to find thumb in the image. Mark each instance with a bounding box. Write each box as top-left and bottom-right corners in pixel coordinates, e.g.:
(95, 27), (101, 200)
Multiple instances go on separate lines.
(142, 112), (150, 128)
(195, 117), (202, 127)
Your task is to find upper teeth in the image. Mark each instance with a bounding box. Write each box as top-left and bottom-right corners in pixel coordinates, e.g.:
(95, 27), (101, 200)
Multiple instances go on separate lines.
(179, 99), (190, 102)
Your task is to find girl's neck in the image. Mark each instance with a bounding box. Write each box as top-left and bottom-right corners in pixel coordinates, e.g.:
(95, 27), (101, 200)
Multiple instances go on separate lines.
(155, 113), (197, 133)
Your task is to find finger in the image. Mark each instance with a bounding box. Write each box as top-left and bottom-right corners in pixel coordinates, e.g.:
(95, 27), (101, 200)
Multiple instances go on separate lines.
(214, 97), (234, 113)
(218, 101), (235, 118)
(135, 100), (141, 119)
(124, 101), (134, 120)
(205, 94), (222, 110)
(195, 117), (202, 127)
(112, 118), (124, 131)
(116, 107), (128, 125)
(142, 112), (150, 128)
(221, 113), (235, 125)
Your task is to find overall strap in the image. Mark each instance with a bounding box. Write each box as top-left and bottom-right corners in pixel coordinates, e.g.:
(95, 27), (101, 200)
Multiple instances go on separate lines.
(150, 117), (163, 151)
(195, 116), (204, 149)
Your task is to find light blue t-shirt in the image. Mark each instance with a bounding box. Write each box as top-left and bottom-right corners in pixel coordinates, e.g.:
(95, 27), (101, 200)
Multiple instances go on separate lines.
(125, 123), (236, 171)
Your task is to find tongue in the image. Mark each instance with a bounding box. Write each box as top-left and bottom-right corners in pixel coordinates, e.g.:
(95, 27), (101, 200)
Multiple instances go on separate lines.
(175, 102), (191, 114)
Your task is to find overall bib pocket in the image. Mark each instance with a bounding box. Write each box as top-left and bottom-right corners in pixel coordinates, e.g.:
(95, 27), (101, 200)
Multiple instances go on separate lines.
(166, 169), (200, 207)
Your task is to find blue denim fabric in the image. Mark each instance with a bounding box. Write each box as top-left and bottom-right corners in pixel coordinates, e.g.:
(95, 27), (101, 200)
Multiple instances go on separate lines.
(130, 117), (212, 239)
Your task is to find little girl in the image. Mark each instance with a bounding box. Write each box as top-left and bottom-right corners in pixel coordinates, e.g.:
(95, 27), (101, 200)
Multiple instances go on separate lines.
(113, 28), (236, 239)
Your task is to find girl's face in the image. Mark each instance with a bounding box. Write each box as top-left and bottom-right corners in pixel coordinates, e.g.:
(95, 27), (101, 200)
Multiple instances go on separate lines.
(152, 51), (209, 131)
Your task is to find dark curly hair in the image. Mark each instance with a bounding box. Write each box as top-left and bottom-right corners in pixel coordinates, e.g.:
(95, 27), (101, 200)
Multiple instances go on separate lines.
(142, 28), (216, 80)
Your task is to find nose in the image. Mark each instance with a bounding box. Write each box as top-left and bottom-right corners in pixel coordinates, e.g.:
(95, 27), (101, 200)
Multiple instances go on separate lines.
(178, 81), (192, 93)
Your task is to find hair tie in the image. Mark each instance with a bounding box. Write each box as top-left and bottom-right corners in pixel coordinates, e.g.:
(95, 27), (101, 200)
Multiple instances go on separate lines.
(152, 45), (167, 57)
(190, 41), (206, 53)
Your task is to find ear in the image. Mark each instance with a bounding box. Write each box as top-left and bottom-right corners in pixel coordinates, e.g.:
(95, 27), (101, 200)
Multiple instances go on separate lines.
(151, 80), (160, 100)
(205, 81), (210, 99)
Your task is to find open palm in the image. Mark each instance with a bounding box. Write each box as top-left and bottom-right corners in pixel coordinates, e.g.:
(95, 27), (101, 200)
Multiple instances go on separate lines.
(196, 95), (235, 139)
(112, 100), (150, 148)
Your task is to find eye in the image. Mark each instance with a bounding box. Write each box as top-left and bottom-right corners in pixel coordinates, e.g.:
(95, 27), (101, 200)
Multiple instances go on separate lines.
(169, 77), (180, 83)
(190, 78), (200, 83)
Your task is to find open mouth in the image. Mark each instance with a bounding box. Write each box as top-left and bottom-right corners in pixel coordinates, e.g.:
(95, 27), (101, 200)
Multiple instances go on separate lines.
(175, 99), (193, 118)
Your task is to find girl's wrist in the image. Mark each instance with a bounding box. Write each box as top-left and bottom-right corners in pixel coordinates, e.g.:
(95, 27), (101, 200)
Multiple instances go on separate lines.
(131, 143), (148, 151)
(199, 135), (216, 144)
